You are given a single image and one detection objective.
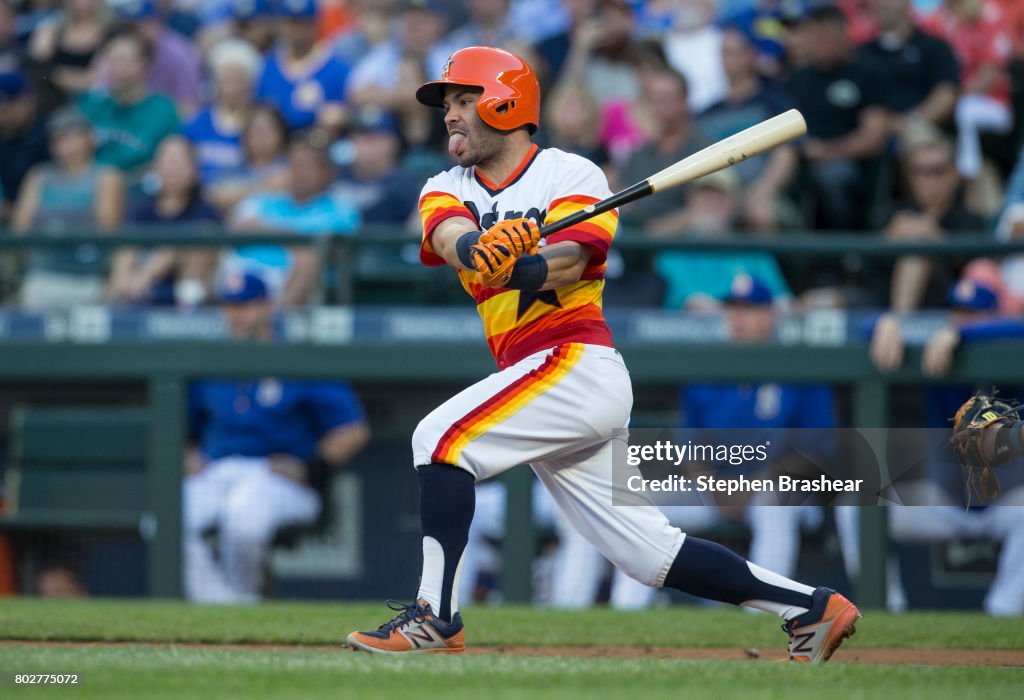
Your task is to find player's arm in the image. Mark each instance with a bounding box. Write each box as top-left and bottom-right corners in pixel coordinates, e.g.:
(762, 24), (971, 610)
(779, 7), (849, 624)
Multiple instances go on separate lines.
(535, 241), (594, 290)
(429, 215), (485, 271)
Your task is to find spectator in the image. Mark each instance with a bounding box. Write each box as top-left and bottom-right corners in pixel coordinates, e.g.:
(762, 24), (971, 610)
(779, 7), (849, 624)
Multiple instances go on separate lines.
(534, 0), (598, 84)
(859, 0), (958, 142)
(27, 0), (112, 114)
(786, 4), (888, 230)
(0, 0), (26, 77)
(870, 135), (985, 335)
(332, 0), (394, 69)
(332, 108), (420, 225)
(662, 0), (728, 113)
(205, 103), (290, 214)
(12, 105), (122, 308)
(856, 279), (1024, 616)
(233, 0), (279, 54)
(256, 0), (350, 133)
(109, 135), (219, 306)
(992, 0), (1024, 60)
(0, 69), (49, 215)
(649, 169), (791, 310)
(76, 28), (180, 176)
(440, 0), (521, 55)
(226, 131), (361, 305)
(699, 25), (798, 231)
(346, 0), (450, 114)
(551, 274), (838, 609)
(185, 271), (369, 603)
(923, 0), (1014, 180)
(541, 82), (608, 167)
(560, 0), (647, 107)
(184, 38), (262, 186)
(94, 0), (202, 117)
(616, 67), (707, 229)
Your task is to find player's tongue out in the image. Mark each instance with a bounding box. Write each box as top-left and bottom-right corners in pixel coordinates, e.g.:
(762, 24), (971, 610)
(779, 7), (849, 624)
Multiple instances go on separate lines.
(449, 132), (467, 156)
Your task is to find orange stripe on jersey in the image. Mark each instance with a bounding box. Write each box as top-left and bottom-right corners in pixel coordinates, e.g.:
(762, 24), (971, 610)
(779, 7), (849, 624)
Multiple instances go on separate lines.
(419, 191), (476, 266)
(544, 199), (617, 265)
(430, 342), (583, 465)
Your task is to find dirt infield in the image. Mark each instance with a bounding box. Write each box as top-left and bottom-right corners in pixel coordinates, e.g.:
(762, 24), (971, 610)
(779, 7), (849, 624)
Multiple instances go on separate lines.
(3, 640), (1022, 667)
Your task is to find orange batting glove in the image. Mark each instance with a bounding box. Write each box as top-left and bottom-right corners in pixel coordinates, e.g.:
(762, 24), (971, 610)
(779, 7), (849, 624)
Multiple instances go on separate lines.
(478, 217), (540, 258)
(470, 238), (518, 287)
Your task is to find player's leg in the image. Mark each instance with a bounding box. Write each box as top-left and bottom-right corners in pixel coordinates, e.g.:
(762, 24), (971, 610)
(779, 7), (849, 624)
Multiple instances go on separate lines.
(218, 457), (320, 600)
(979, 487), (1024, 616)
(182, 458), (241, 602)
(348, 344), (610, 653)
(536, 434), (860, 662)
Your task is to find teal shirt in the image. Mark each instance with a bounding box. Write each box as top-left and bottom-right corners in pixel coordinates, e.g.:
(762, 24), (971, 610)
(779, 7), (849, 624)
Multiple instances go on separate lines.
(655, 251), (791, 309)
(77, 92), (180, 172)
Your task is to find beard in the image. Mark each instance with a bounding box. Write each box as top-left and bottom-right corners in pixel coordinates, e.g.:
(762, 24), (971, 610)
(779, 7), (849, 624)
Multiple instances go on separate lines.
(449, 114), (506, 168)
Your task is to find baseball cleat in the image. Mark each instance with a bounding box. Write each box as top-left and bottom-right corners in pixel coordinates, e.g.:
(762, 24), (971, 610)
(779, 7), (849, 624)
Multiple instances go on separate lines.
(346, 599), (465, 654)
(782, 587), (861, 663)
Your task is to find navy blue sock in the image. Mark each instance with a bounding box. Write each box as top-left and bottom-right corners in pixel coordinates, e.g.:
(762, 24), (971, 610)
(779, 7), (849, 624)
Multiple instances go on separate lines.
(664, 537), (814, 610)
(417, 463), (475, 623)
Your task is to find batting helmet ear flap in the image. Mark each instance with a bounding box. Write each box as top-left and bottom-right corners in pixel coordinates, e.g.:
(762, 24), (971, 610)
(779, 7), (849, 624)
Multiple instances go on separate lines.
(415, 46), (540, 133)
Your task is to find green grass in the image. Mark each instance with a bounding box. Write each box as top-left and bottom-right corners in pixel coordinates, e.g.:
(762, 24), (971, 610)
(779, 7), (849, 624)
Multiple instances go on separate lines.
(0, 600), (1022, 699)
(1, 599), (1022, 649)
(1, 646), (1020, 700)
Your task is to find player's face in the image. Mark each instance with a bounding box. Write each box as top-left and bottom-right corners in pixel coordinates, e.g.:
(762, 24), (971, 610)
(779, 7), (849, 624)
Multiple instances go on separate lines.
(442, 87), (504, 168)
(223, 301), (273, 340)
(726, 305), (775, 343)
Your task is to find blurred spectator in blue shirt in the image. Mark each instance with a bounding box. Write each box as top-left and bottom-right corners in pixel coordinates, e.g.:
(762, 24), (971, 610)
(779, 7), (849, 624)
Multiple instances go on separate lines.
(650, 169), (791, 310)
(109, 135), (220, 306)
(226, 130), (360, 305)
(12, 105), (123, 307)
(184, 38), (263, 186)
(785, 5), (888, 231)
(698, 24), (797, 231)
(185, 271), (370, 603)
(256, 0), (350, 133)
(205, 103), (291, 214)
(0, 68), (49, 215)
(94, 0), (203, 116)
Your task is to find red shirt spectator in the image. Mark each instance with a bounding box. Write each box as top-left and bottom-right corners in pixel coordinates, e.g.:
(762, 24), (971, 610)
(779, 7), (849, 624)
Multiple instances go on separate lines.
(837, 0), (877, 44)
(923, 0), (1013, 107)
(992, 0), (1024, 58)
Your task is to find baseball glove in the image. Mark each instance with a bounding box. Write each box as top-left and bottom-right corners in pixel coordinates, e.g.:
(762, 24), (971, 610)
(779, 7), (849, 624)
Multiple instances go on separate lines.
(950, 393), (1022, 505)
(479, 218), (539, 258)
(470, 239), (518, 287)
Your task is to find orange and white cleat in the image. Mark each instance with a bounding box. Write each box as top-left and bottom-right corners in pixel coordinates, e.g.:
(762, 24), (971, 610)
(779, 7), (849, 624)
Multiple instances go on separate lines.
(782, 587), (861, 663)
(346, 599), (465, 655)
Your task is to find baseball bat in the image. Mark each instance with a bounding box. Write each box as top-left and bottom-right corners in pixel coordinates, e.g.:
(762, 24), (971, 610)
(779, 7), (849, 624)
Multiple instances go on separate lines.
(538, 108), (807, 239)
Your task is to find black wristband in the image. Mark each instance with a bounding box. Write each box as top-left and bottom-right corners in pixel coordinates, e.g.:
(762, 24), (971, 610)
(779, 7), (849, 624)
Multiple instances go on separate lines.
(506, 254), (548, 290)
(993, 421), (1024, 465)
(455, 231), (483, 268)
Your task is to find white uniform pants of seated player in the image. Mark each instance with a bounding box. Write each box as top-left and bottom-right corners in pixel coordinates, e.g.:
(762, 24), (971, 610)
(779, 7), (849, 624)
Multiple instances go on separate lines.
(550, 494), (824, 610)
(412, 343), (686, 600)
(835, 482), (1024, 616)
(184, 456), (321, 603)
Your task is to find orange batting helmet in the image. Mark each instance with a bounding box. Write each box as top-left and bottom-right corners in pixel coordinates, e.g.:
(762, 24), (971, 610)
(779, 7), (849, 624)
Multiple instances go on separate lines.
(415, 46), (540, 133)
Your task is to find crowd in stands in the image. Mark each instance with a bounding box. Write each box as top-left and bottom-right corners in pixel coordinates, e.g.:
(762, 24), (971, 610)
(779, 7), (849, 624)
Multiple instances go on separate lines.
(0, 0), (1021, 312)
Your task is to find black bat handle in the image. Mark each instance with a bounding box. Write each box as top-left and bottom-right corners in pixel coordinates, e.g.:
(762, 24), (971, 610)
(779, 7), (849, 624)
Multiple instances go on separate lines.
(537, 181), (654, 239)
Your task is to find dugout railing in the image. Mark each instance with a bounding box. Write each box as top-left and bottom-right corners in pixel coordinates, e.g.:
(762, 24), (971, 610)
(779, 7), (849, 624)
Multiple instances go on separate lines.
(1, 229), (1023, 608)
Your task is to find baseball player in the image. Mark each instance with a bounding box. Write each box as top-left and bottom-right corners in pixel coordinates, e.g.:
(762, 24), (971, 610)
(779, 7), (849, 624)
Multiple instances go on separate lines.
(346, 46), (860, 661)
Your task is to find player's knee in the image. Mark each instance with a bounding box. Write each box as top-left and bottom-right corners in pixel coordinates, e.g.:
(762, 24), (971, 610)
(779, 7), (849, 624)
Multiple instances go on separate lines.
(220, 511), (275, 549)
(411, 417), (442, 467)
(607, 553), (662, 588)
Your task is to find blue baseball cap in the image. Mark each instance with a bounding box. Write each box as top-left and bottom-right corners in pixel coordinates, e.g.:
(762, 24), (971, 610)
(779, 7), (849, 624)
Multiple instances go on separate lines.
(351, 107), (401, 136)
(233, 0), (276, 21)
(220, 272), (270, 303)
(279, 0), (317, 19)
(116, 0), (159, 21)
(948, 280), (998, 312)
(0, 70), (28, 100)
(723, 273), (774, 306)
